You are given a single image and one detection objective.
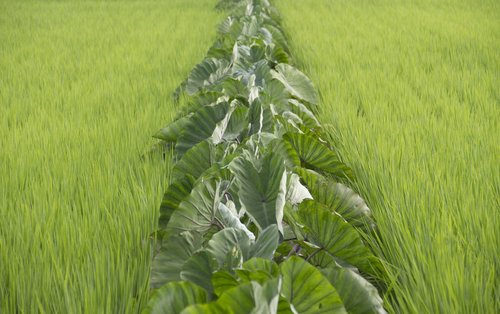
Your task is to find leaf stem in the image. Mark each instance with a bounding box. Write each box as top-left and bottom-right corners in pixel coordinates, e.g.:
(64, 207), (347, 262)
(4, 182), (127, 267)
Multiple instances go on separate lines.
(286, 243), (301, 258)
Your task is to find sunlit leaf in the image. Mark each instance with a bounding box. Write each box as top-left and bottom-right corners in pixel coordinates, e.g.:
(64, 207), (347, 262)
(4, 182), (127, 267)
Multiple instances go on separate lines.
(271, 63), (318, 105)
(143, 281), (207, 314)
(280, 256), (346, 314)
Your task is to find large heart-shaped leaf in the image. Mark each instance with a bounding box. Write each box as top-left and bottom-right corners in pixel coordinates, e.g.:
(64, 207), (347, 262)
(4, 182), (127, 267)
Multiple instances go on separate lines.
(284, 132), (352, 180)
(154, 114), (192, 142)
(247, 100), (275, 136)
(288, 99), (319, 128)
(180, 251), (218, 294)
(158, 175), (196, 230)
(207, 228), (252, 266)
(212, 270), (239, 296)
(143, 281), (208, 314)
(298, 201), (381, 276)
(176, 102), (229, 156)
(280, 256), (346, 314)
(167, 179), (223, 234)
(218, 201), (255, 240)
(271, 63), (318, 105)
(230, 152), (286, 232)
(243, 258), (279, 277)
(322, 266), (387, 314)
(295, 167), (374, 230)
(250, 224), (280, 259)
(173, 141), (216, 180)
(186, 58), (230, 95)
(151, 232), (202, 288)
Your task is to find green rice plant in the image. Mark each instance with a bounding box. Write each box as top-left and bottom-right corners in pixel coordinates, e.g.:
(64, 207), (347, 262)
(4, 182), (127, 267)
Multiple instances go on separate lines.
(274, 0), (499, 312)
(146, 0), (387, 312)
(0, 0), (222, 312)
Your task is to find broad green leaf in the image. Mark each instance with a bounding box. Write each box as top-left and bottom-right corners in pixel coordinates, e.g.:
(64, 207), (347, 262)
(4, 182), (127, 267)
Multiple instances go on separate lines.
(235, 269), (273, 284)
(176, 102), (229, 156)
(241, 16), (260, 38)
(143, 281), (207, 314)
(251, 279), (282, 314)
(158, 175), (196, 230)
(230, 152), (286, 232)
(266, 44), (289, 65)
(261, 78), (290, 109)
(251, 60), (273, 88)
(215, 281), (282, 314)
(271, 63), (318, 105)
(250, 224), (280, 259)
(223, 105), (249, 142)
(212, 270), (239, 296)
(180, 303), (227, 314)
(154, 114), (192, 142)
(218, 202), (255, 240)
(264, 24), (290, 53)
(269, 138), (300, 169)
(217, 282), (256, 313)
(288, 99), (319, 128)
(151, 232), (201, 288)
(243, 258), (279, 277)
(295, 167), (374, 230)
(280, 256), (346, 314)
(173, 141), (215, 180)
(217, 16), (236, 35)
(322, 266), (387, 314)
(207, 228), (252, 266)
(298, 201), (380, 276)
(167, 179), (223, 234)
(180, 251), (218, 293)
(284, 132), (351, 180)
(186, 58), (230, 95)
(247, 100), (274, 136)
(221, 77), (249, 100)
(286, 173), (312, 205)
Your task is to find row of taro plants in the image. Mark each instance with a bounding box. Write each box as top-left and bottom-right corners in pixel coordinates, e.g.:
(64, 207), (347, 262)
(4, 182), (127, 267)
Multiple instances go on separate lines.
(145, 0), (387, 313)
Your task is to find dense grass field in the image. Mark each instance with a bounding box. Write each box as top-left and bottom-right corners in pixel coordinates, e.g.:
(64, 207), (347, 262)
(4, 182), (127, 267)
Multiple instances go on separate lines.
(0, 0), (220, 312)
(275, 0), (499, 312)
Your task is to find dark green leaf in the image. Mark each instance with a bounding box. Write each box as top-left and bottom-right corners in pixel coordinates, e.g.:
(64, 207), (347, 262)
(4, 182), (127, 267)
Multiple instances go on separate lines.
(167, 179), (223, 234)
(158, 175), (196, 230)
(151, 232), (201, 288)
(230, 152), (286, 232)
(296, 167), (374, 230)
(180, 251), (218, 293)
(322, 266), (387, 314)
(176, 102), (229, 156)
(284, 132), (351, 180)
(280, 256), (346, 314)
(154, 114), (192, 142)
(212, 271), (239, 296)
(143, 282), (207, 314)
(251, 224), (280, 259)
(207, 228), (252, 266)
(298, 201), (381, 276)
(271, 63), (318, 105)
(173, 141), (215, 180)
(186, 58), (230, 95)
(242, 258), (279, 277)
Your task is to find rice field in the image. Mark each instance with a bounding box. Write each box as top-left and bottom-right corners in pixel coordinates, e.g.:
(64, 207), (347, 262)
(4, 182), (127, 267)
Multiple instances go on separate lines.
(0, 0), (221, 312)
(275, 0), (499, 312)
(2, 0), (499, 313)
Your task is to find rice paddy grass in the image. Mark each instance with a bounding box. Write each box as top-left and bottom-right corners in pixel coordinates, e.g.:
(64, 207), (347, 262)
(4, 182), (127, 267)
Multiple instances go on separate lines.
(275, 0), (499, 312)
(0, 0), (221, 312)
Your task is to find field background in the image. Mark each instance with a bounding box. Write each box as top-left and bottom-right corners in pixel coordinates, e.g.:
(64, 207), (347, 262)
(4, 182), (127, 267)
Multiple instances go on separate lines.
(0, 0), (221, 312)
(1, 0), (498, 313)
(275, 0), (499, 313)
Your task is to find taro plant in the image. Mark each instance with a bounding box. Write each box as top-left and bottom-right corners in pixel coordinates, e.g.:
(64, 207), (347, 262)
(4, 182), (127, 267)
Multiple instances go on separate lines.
(146, 0), (386, 313)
